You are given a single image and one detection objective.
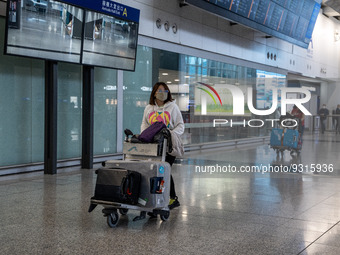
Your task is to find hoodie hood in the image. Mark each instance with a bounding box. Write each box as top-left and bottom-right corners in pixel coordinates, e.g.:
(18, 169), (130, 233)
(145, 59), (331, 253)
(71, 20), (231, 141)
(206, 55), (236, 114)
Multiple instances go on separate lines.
(154, 99), (176, 111)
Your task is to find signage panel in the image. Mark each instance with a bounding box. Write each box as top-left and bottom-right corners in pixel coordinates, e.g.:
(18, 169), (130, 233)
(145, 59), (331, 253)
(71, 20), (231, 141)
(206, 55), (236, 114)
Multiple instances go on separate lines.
(186, 0), (321, 48)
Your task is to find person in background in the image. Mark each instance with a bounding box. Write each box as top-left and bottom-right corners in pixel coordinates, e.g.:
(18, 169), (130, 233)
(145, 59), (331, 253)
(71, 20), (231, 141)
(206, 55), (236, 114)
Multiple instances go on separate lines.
(319, 104), (329, 134)
(332, 107), (337, 133)
(291, 105), (305, 141)
(335, 104), (340, 134)
(274, 106), (281, 128)
(141, 82), (184, 214)
(66, 19), (73, 36)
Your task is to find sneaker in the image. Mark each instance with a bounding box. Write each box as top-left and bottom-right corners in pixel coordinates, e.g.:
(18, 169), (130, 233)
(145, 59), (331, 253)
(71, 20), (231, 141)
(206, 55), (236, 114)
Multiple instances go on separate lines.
(168, 196), (180, 210)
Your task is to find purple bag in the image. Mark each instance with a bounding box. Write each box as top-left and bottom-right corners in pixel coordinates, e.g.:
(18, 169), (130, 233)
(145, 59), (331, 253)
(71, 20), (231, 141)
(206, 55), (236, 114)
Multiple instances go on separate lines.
(139, 122), (166, 143)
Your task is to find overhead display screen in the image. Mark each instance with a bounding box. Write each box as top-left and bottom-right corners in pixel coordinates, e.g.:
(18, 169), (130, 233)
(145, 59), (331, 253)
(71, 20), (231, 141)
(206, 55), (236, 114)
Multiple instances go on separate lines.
(4, 0), (140, 70)
(82, 10), (138, 70)
(5, 0), (83, 63)
(184, 0), (321, 48)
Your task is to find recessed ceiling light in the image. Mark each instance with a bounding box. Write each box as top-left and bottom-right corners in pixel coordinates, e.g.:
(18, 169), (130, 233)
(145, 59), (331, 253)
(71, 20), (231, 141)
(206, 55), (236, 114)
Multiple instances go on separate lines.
(167, 81), (172, 84)
(162, 73), (169, 76)
(174, 79), (180, 82)
(184, 76), (190, 78)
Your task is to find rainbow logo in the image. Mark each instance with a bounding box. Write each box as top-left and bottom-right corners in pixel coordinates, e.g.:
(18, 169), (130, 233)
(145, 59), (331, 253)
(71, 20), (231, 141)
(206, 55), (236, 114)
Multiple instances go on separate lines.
(148, 111), (171, 128)
(197, 82), (223, 106)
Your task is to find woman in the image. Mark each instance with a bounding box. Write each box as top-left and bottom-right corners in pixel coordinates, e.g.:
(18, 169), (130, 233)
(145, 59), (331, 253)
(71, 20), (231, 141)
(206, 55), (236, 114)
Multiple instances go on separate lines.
(291, 105), (305, 141)
(141, 82), (184, 212)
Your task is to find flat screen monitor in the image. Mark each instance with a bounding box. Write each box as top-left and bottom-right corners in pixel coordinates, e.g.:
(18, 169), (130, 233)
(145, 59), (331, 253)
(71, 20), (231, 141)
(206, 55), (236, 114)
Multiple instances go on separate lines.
(5, 0), (83, 63)
(81, 10), (138, 70)
(4, 0), (140, 70)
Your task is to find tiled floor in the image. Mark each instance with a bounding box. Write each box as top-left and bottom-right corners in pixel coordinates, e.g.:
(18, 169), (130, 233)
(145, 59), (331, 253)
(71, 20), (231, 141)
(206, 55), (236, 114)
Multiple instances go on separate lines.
(1, 132), (340, 254)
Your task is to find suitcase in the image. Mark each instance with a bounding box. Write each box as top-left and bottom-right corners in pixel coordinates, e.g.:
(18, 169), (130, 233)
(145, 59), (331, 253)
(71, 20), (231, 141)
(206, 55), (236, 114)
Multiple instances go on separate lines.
(270, 128), (283, 147)
(282, 129), (299, 149)
(104, 160), (171, 210)
(93, 168), (141, 205)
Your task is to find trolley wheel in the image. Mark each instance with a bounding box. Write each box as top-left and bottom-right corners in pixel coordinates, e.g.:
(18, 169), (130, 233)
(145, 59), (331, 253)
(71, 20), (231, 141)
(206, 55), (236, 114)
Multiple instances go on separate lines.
(119, 208), (129, 215)
(160, 210), (170, 221)
(107, 212), (119, 228)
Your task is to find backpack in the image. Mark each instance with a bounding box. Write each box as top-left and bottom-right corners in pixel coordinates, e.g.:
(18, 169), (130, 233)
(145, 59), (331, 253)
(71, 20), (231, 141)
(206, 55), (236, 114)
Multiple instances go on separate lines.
(139, 122), (166, 143)
(152, 128), (172, 155)
(93, 168), (141, 205)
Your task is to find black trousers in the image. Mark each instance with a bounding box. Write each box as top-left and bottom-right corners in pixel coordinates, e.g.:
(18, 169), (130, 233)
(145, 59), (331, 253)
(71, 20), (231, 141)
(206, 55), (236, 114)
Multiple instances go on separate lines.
(321, 119), (326, 133)
(165, 154), (176, 198)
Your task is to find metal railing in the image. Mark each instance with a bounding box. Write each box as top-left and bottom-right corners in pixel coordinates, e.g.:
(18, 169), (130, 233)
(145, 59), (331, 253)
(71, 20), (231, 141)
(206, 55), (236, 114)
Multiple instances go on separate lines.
(312, 115), (340, 132)
(184, 136), (269, 152)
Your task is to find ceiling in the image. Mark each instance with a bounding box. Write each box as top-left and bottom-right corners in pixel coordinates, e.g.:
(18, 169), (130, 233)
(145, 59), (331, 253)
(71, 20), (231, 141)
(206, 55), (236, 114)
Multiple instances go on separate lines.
(322, 0), (340, 20)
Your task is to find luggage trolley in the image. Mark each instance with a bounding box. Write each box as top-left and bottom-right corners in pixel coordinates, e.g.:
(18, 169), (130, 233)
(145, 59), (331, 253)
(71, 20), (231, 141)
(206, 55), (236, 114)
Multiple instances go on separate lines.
(88, 129), (171, 228)
(269, 114), (302, 157)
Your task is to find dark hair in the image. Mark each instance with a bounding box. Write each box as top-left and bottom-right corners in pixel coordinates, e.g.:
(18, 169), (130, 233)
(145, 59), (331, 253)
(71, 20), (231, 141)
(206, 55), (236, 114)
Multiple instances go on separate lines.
(149, 82), (173, 105)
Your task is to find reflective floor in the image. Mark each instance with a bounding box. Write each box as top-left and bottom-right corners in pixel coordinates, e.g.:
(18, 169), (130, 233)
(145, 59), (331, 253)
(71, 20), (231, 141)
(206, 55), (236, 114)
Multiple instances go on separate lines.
(1, 132), (340, 254)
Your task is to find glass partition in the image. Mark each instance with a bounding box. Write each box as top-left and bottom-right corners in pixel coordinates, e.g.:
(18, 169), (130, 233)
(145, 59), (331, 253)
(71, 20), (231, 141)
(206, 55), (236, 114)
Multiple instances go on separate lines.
(57, 63), (82, 159)
(123, 46), (286, 145)
(0, 18), (44, 166)
(123, 46), (153, 135)
(94, 67), (117, 155)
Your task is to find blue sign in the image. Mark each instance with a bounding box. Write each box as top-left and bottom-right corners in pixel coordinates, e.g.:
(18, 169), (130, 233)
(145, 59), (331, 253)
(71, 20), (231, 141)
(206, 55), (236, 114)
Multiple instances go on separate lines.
(58, 0), (140, 23)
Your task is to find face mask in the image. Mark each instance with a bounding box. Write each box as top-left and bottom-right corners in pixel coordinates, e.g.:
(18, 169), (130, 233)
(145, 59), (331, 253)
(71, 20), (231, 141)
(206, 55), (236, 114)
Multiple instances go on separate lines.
(155, 92), (168, 102)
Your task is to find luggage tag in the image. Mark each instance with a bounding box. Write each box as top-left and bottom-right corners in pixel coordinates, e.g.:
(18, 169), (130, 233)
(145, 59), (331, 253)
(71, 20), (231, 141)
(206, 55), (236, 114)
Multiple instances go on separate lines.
(138, 197), (148, 206)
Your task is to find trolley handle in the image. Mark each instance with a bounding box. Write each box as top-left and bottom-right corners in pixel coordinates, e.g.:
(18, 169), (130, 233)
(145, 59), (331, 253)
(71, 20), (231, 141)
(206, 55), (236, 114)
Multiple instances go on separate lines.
(162, 138), (167, 162)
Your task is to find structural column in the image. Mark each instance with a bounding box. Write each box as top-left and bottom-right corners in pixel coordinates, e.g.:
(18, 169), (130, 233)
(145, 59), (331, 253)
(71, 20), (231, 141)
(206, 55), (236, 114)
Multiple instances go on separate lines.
(82, 65), (94, 169)
(44, 61), (58, 175)
(116, 70), (124, 152)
